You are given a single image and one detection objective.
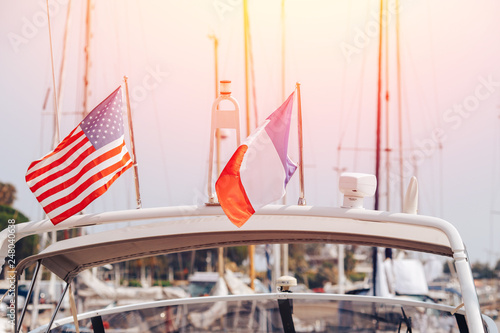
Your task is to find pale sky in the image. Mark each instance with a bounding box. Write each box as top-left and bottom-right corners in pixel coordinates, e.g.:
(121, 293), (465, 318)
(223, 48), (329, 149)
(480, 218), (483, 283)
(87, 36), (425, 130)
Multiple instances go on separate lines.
(1, 0), (500, 265)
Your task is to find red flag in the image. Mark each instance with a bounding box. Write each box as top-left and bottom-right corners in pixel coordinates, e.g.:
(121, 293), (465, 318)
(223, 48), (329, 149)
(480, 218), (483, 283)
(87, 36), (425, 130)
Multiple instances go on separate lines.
(26, 87), (133, 225)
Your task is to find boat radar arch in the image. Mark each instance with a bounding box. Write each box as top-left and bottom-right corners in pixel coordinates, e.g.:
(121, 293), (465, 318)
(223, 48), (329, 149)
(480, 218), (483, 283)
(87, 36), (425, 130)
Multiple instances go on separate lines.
(339, 173), (377, 209)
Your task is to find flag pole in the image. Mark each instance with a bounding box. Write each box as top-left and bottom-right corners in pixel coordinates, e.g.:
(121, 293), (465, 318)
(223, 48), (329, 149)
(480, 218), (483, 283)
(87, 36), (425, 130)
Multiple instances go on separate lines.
(296, 82), (306, 206)
(123, 76), (142, 209)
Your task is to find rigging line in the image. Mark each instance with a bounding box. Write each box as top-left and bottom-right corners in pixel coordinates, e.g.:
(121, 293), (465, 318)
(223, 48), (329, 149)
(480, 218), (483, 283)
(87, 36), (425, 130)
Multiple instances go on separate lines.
(221, 29), (232, 81)
(136, 2), (171, 204)
(352, 54), (367, 172)
(246, 8), (259, 126)
(336, 77), (359, 151)
(337, 146), (418, 152)
(425, 0), (442, 215)
(427, 146), (437, 215)
(120, 1), (134, 208)
(339, 0), (370, 170)
(401, 36), (437, 212)
(492, 109), (500, 201)
(137, 1), (152, 65)
(335, 0), (351, 205)
(123, 1), (132, 73)
(489, 109), (500, 265)
(113, 1), (123, 78)
(56, 0), (73, 129)
(420, 167), (437, 216)
(439, 141), (444, 217)
(336, 0), (352, 152)
(79, 0), (93, 216)
(399, 38), (414, 171)
(37, 5), (59, 221)
(425, 0), (441, 130)
(266, 16), (282, 107)
(337, 66), (363, 151)
(41, 63), (52, 110)
(353, 0), (374, 171)
(75, 0), (85, 125)
(150, 90), (173, 204)
(46, 0), (61, 149)
(220, 15), (237, 81)
(404, 42), (434, 130)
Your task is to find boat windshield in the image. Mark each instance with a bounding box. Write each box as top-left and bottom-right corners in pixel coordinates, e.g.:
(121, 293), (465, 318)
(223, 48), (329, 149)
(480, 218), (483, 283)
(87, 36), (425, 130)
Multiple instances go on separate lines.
(43, 296), (465, 333)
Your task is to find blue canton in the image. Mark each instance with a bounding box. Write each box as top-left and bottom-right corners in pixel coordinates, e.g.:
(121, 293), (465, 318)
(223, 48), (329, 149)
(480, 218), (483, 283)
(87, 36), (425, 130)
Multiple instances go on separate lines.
(80, 88), (124, 150)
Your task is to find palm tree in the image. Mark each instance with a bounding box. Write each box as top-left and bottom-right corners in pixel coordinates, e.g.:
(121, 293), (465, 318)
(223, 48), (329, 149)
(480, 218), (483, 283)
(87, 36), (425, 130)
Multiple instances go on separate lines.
(0, 182), (16, 206)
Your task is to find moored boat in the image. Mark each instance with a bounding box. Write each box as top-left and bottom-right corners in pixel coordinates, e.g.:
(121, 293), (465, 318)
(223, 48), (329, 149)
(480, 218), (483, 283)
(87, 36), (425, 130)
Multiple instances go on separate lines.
(3, 174), (499, 332)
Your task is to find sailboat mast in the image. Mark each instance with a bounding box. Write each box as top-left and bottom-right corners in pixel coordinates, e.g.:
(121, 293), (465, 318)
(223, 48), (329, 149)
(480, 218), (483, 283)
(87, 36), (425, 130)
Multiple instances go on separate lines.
(281, 0), (288, 279)
(243, 0), (255, 290)
(396, 0), (404, 210)
(29, 1), (71, 328)
(82, 0), (93, 117)
(208, 34), (225, 277)
(56, 0), (73, 120)
(47, 4), (60, 148)
(208, 34), (221, 175)
(373, 0), (385, 297)
(384, 1), (390, 212)
(374, 0), (384, 211)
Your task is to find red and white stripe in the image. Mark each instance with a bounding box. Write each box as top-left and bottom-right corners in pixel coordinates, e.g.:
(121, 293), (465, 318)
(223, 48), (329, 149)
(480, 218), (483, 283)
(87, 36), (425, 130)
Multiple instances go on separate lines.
(26, 127), (132, 225)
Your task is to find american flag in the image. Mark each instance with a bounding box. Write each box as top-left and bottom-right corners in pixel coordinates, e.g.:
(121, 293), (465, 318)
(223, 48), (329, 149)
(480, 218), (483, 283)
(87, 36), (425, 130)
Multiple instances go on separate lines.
(26, 87), (133, 225)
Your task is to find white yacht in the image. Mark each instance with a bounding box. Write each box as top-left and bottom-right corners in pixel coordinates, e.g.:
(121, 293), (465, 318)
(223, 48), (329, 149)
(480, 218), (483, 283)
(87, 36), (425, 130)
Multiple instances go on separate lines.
(2, 173), (498, 332)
